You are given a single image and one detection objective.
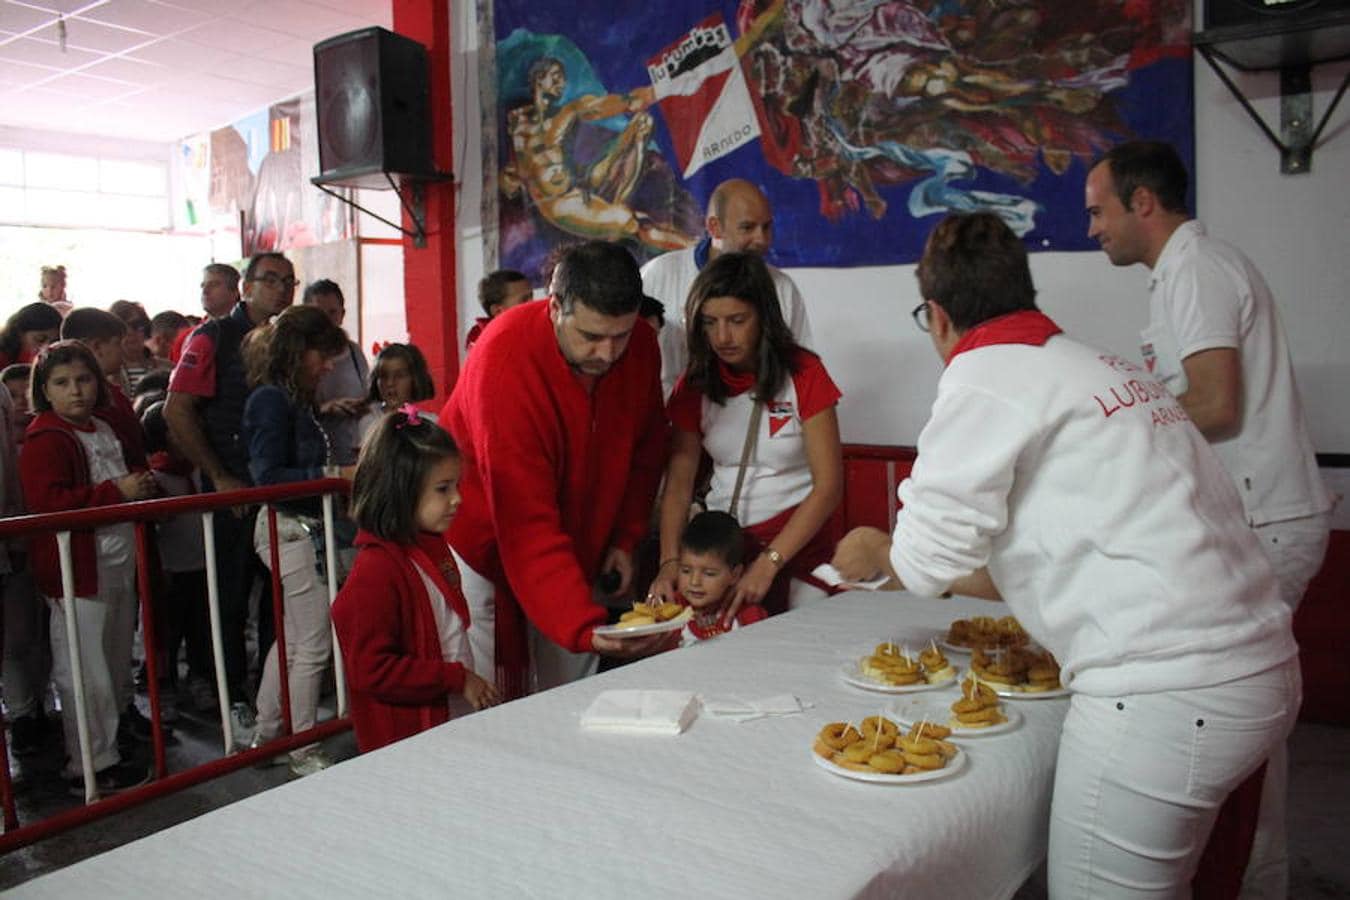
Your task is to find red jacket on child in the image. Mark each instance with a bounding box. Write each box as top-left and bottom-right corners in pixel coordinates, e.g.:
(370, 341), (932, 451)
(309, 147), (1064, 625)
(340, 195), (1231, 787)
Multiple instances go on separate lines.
(20, 410), (141, 598)
(331, 529), (471, 752)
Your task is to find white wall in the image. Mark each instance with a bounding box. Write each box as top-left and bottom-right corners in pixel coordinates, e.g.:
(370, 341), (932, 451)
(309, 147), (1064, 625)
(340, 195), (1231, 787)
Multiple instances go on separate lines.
(450, 16), (1350, 452)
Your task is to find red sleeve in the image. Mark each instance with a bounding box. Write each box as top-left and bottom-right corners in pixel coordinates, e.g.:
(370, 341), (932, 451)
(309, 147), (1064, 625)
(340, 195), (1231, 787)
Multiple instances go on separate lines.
(102, 387), (147, 470)
(791, 350), (841, 421)
(331, 546), (467, 704)
(168, 331), (218, 397)
(470, 386), (608, 654)
(737, 604), (769, 626)
(666, 375), (704, 435)
(19, 429), (126, 513)
(169, 327), (190, 363)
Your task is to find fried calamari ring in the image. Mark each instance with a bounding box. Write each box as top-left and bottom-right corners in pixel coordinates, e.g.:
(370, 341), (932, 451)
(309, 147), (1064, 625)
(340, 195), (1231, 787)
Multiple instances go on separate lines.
(908, 721), (951, 740)
(960, 678), (998, 703)
(861, 716), (900, 739)
(818, 723), (862, 750)
(901, 750), (945, 770)
(867, 750), (908, 774)
(953, 707), (1003, 725)
(655, 602), (686, 621)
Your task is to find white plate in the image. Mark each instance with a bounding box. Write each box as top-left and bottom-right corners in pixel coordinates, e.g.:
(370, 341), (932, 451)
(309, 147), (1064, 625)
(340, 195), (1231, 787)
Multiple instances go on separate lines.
(812, 745), (967, 784)
(937, 638), (975, 656)
(839, 661), (959, 694)
(890, 697), (1023, 737)
(987, 681), (1070, 700)
(592, 607), (692, 638)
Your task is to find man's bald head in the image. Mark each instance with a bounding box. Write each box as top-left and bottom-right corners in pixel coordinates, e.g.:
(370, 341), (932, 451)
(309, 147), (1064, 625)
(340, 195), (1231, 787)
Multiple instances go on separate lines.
(706, 179), (773, 257)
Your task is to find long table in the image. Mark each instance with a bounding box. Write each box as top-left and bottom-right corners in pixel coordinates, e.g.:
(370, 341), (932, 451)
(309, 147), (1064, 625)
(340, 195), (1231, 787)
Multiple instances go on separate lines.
(13, 592), (1067, 899)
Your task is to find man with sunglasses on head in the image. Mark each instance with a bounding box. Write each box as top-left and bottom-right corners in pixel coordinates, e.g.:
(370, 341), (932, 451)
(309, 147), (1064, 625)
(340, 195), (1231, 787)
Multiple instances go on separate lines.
(164, 252), (297, 743)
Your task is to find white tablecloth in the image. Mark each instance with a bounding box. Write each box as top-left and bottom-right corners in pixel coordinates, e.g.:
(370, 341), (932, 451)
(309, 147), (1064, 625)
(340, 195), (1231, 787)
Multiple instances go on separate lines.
(14, 592), (1067, 899)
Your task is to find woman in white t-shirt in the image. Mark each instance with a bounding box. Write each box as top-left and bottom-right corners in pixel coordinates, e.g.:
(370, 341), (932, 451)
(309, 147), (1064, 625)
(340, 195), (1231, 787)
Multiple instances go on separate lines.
(649, 252), (842, 617)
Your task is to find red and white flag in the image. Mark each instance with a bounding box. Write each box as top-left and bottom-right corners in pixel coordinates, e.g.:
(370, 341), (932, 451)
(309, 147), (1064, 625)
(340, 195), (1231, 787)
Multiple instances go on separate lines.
(647, 14), (760, 178)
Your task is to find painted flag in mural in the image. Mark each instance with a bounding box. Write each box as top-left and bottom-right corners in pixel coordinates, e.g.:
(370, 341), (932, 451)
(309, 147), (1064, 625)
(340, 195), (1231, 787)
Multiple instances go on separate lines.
(646, 14), (758, 178)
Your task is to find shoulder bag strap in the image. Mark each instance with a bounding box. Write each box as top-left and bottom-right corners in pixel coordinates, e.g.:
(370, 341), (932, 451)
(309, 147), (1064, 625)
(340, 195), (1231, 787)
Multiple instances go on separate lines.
(727, 397), (762, 521)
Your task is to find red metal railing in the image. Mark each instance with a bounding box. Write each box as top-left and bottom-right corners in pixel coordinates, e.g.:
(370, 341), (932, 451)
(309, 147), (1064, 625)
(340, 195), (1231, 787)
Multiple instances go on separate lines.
(0, 478), (351, 852)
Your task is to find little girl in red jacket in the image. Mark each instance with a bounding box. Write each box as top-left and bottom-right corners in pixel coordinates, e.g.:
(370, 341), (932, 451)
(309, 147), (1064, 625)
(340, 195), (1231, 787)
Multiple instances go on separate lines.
(331, 406), (501, 752)
(20, 341), (157, 796)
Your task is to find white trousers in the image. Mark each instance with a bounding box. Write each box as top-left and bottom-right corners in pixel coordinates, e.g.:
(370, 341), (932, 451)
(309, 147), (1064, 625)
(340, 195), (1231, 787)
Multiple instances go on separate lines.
(1241, 511), (1330, 899)
(449, 547), (597, 694)
(1048, 659), (1301, 899)
(48, 561), (138, 777)
(451, 546), (495, 688)
(253, 516), (332, 741)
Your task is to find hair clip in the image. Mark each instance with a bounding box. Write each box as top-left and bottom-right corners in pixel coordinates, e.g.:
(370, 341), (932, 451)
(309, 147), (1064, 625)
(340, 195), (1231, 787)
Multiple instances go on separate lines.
(395, 403), (422, 429)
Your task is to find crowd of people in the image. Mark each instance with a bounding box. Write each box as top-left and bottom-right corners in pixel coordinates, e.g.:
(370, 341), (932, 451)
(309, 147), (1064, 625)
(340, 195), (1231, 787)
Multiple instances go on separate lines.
(0, 141), (1332, 897)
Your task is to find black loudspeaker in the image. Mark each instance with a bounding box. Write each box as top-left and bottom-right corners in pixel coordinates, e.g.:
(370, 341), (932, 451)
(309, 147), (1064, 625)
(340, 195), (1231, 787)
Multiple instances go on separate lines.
(313, 27), (433, 189)
(1206, 0), (1350, 29)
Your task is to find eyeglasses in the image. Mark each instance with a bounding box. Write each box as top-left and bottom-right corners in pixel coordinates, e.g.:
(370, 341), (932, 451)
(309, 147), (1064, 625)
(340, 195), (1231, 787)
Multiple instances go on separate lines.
(250, 273), (299, 289)
(911, 301), (931, 333)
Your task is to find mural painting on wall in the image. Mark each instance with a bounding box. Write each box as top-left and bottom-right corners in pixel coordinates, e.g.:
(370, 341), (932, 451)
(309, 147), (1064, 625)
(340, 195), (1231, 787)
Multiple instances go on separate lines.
(488, 0), (1192, 276)
(174, 92), (353, 257)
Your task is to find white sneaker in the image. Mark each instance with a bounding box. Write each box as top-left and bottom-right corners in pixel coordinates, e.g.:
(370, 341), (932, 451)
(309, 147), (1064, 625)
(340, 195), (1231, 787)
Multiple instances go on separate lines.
(287, 746), (334, 778)
(229, 702), (256, 751)
(248, 733), (288, 767)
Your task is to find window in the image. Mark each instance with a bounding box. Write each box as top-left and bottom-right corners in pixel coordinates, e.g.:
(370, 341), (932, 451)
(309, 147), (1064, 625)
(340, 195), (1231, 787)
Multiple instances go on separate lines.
(0, 147), (169, 231)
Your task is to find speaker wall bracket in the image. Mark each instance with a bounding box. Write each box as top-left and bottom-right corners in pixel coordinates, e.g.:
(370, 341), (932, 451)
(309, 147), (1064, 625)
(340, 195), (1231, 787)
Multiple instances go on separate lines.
(1194, 43), (1350, 175)
(311, 171), (451, 248)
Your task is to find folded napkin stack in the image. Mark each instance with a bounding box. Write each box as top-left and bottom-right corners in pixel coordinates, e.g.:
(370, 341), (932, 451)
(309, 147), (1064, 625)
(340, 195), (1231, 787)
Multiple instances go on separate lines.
(698, 693), (814, 723)
(580, 690), (700, 735)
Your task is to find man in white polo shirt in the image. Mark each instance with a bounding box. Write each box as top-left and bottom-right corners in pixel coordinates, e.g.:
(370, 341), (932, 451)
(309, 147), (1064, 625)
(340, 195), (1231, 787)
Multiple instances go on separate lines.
(641, 178), (812, 397)
(1086, 140), (1332, 898)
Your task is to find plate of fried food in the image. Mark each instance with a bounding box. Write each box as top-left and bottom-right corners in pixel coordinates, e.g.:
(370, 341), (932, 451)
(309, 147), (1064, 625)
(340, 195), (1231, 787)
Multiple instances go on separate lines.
(892, 676), (1022, 736)
(592, 601), (693, 638)
(841, 640), (958, 693)
(812, 716), (965, 784)
(941, 615), (1031, 654)
(969, 647), (1068, 699)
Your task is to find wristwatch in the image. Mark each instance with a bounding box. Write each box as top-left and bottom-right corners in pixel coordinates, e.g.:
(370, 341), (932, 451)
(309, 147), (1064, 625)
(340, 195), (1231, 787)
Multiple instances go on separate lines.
(764, 548), (785, 568)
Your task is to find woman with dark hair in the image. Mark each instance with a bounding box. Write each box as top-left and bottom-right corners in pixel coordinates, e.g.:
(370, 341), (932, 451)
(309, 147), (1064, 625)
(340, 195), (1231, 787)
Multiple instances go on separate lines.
(649, 252), (842, 617)
(0, 302), (63, 369)
(108, 300), (169, 395)
(241, 305), (352, 776)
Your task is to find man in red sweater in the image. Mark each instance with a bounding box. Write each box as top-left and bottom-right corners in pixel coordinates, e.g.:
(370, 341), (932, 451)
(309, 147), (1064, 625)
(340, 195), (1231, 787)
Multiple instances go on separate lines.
(441, 241), (670, 696)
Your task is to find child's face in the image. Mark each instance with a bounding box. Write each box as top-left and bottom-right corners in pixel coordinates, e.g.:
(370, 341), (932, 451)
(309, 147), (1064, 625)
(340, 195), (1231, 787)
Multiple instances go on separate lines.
(414, 455), (462, 534)
(676, 549), (742, 611)
(44, 362), (100, 424)
(377, 357), (413, 407)
(491, 280), (532, 318)
(20, 328), (58, 356)
(88, 337), (124, 376)
(5, 377), (30, 419)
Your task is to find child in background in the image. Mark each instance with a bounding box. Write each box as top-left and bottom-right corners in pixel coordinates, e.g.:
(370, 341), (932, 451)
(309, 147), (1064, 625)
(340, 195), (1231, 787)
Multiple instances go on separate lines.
(2, 364), (33, 439)
(465, 270), (532, 354)
(60, 308), (147, 469)
(141, 400), (215, 715)
(331, 408), (500, 753)
(356, 343), (437, 444)
(674, 511), (767, 646)
(19, 341), (157, 795)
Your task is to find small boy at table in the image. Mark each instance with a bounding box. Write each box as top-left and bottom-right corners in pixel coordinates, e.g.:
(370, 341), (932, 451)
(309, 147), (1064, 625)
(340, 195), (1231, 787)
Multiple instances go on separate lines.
(675, 511), (767, 646)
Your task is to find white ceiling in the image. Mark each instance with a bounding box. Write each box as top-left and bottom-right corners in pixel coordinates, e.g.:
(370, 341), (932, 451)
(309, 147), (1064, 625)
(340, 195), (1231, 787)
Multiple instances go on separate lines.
(0, 0), (392, 144)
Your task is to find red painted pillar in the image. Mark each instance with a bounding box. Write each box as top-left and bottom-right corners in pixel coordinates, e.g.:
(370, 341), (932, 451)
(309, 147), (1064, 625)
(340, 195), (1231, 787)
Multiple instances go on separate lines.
(392, 0), (459, 404)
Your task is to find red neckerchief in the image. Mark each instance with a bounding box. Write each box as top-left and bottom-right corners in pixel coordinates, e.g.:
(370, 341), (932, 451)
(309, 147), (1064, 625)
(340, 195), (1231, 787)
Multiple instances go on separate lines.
(683, 594), (733, 640)
(947, 310), (1062, 364)
(715, 359), (756, 397)
(406, 532), (470, 627)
